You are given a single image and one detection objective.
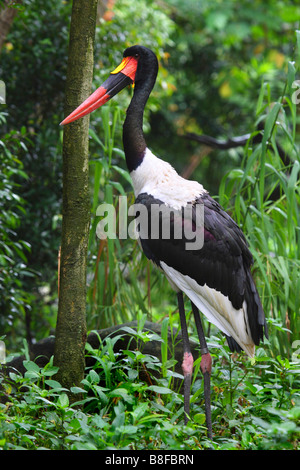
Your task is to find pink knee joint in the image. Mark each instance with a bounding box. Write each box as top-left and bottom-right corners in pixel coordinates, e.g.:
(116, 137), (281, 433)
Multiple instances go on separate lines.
(182, 352), (194, 377)
(200, 352), (212, 375)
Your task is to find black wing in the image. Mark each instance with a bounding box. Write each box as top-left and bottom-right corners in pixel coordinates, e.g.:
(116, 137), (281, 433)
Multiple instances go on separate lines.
(134, 192), (267, 348)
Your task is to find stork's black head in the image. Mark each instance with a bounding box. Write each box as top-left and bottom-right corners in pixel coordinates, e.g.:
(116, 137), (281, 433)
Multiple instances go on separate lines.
(123, 45), (159, 87)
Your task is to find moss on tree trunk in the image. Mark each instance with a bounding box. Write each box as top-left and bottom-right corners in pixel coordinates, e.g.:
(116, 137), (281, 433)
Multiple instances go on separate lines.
(54, 0), (98, 395)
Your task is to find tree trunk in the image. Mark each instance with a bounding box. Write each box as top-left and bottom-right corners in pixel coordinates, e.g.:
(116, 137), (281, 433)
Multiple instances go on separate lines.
(54, 0), (98, 395)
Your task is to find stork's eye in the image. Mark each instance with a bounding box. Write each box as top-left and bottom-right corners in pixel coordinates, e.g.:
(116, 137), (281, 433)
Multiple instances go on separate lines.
(134, 53), (140, 59)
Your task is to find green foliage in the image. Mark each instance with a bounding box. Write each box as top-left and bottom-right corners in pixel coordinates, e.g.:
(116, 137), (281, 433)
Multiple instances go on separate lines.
(218, 68), (300, 359)
(0, 0), (71, 348)
(1, 323), (299, 450)
(0, 112), (34, 342)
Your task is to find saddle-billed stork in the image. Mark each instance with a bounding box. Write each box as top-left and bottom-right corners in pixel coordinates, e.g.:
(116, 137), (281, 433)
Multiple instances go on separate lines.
(61, 45), (268, 438)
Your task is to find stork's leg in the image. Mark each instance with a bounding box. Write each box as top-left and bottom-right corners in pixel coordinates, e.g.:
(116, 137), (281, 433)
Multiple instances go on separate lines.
(191, 302), (213, 439)
(177, 291), (193, 425)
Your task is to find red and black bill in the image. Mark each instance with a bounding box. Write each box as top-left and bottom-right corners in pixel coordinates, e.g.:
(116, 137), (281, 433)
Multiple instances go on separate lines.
(60, 56), (138, 125)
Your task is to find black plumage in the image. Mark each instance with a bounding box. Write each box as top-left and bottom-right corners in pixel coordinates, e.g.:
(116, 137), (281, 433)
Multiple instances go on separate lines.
(135, 191), (267, 351)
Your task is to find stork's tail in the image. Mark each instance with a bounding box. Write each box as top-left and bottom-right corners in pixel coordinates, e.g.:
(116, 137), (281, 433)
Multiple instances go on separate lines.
(225, 270), (268, 356)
